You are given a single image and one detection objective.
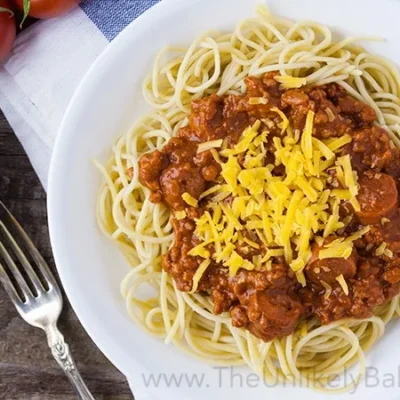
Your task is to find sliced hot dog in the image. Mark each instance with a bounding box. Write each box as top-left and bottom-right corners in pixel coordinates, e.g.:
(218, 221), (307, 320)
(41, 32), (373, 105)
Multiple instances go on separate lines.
(246, 291), (302, 341)
(356, 172), (398, 225)
(305, 243), (357, 285)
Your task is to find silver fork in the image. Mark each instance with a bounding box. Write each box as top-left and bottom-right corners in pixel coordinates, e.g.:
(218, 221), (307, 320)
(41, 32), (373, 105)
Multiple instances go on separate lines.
(0, 201), (95, 400)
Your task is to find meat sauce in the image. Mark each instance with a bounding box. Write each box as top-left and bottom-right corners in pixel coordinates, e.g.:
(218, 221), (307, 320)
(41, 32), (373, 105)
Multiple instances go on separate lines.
(138, 72), (400, 341)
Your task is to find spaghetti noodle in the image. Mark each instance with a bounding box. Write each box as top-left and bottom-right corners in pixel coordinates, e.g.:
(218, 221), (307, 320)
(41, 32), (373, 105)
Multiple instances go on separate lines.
(96, 7), (400, 392)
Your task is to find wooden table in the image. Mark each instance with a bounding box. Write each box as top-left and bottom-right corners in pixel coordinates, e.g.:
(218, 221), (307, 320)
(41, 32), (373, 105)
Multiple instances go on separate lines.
(0, 110), (133, 399)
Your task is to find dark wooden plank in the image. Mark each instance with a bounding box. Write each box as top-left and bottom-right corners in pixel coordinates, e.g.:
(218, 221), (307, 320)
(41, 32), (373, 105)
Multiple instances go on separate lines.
(0, 157), (46, 200)
(0, 110), (133, 399)
(0, 119), (26, 156)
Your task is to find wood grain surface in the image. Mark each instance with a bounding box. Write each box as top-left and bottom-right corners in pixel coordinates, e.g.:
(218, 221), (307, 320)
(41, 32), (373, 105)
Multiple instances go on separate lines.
(0, 110), (133, 399)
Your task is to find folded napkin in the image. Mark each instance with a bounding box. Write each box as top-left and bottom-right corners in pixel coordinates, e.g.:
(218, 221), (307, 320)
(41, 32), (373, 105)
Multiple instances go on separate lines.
(0, 0), (161, 190)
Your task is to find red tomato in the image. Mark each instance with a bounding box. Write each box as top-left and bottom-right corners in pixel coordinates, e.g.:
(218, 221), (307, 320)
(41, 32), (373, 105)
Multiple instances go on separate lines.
(0, 0), (16, 63)
(13, 0), (81, 19)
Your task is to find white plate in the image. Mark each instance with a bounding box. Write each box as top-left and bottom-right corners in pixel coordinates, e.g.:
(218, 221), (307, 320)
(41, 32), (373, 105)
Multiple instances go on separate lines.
(48, 0), (400, 399)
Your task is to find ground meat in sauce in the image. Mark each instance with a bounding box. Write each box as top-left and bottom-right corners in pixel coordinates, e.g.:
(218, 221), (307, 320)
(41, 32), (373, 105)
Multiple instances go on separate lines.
(138, 72), (400, 342)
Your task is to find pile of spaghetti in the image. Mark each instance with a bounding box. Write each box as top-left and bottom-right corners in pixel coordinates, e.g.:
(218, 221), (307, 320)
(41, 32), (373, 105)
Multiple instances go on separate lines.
(96, 6), (400, 392)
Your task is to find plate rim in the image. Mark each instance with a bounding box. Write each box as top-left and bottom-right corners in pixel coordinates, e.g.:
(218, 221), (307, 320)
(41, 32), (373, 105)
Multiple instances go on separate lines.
(47, 0), (400, 397)
(47, 0), (195, 380)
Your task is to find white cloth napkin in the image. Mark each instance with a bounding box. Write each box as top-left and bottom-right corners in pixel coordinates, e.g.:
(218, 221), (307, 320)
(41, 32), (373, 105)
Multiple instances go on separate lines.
(0, 0), (160, 190)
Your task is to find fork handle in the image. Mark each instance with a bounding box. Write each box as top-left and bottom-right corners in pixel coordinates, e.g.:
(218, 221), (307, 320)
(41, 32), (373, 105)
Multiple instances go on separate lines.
(45, 324), (95, 400)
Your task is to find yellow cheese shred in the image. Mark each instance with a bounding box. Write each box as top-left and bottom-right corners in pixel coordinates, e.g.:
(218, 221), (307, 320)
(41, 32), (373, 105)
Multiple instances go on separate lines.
(182, 192), (198, 208)
(274, 75), (307, 89)
(326, 135), (352, 152)
(226, 251), (255, 277)
(319, 242), (353, 260)
(249, 97), (268, 105)
(301, 111), (315, 159)
(321, 280), (332, 299)
(376, 242), (387, 256)
(300, 322), (308, 337)
(336, 274), (349, 295)
(175, 211), (187, 220)
(271, 107), (289, 133)
(190, 260), (211, 293)
(197, 139), (223, 154)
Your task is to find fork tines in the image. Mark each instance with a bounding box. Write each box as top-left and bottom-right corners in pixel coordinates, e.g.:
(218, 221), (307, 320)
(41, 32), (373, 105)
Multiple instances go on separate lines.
(0, 201), (60, 304)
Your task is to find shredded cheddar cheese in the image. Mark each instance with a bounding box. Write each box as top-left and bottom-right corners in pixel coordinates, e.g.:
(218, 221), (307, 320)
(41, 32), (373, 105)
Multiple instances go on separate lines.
(336, 274), (349, 295)
(300, 322), (308, 337)
(182, 192), (198, 208)
(320, 242), (353, 260)
(190, 260), (211, 293)
(326, 135), (352, 152)
(325, 107), (336, 122)
(197, 139), (223, 153)
(274, 75), (307, 89)
(249, 97), (268, 105)
(301, 110), (315, 160)
(187, 109), (364, 288)
(175, 211), (187, 220)
(376, 242), (387, 256)
(384, 248), (394, 258)
(271, 108), (289, 133)
(321, 280), (332, 299)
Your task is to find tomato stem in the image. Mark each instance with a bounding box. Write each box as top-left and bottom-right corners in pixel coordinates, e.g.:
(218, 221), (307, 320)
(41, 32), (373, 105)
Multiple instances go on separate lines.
(0, 7), (14, 17)
(20, 0), (30, 28)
